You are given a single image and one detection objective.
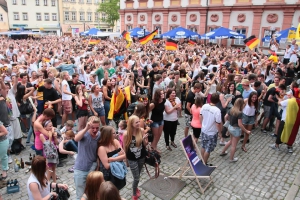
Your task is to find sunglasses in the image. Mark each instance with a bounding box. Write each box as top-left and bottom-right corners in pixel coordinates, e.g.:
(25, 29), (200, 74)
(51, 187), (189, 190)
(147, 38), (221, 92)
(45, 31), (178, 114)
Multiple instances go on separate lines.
(139, 97), (148, 101)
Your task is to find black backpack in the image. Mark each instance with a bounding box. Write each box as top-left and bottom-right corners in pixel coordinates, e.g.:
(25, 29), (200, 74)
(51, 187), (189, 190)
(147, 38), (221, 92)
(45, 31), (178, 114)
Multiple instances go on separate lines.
(127, 102), (138, 117)
(10, 139), (24, 155)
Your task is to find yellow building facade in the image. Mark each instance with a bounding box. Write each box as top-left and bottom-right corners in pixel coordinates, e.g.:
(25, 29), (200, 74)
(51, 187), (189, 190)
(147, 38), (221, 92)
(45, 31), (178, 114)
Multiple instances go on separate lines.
(0, 0), (9, 32)
(59, 0), (118, 35)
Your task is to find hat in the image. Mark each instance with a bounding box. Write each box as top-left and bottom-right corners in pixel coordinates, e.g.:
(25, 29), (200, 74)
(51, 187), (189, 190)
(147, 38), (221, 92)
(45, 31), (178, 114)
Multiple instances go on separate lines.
(241, 79), (250, 85)
(252, 57), (258, 60)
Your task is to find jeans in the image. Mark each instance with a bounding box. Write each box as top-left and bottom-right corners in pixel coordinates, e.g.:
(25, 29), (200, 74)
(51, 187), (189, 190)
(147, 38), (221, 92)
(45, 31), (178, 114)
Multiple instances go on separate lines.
(0, 139), (9, 171)
(163, 120), (178, 146)
(26, 113), (33, 143)
(37, 100), (44, 114)
(64, 140), (78, 153)
(128, 158), (145, 196)
(74, 162), (97, 200)
(104, 101), (110, 125)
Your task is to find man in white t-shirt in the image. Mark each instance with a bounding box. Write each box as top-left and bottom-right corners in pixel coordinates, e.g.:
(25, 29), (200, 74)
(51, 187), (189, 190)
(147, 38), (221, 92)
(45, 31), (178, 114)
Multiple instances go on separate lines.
(200, 93), (222, 164)
(61, 71), (74, 126)
(164, 72), (174, 88)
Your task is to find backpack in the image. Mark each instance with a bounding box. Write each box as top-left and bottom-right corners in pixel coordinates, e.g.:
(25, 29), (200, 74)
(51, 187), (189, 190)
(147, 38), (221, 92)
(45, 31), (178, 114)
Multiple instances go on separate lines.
(10, 139), (23, 155)
(127, 102), (138, 117)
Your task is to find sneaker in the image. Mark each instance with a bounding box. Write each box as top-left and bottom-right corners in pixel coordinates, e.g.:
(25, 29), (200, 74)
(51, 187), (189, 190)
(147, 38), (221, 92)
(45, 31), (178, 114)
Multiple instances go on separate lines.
(132, 195), (138, 200)
(270, 133), (277, 138)
(68, 166), (74, 173)
(136, 188), (141, 198)
(288, 147), (293, 153)
(57, 163), (64, 167)
(261, 129), (267, 133)
(26, 142), (34, 146)
(240, 139), (250, 143)
(219, 141), (226, 146)
(219, 151), (228, 156)
(229, 157), (238, 162)
(269, 144), (280, 151)
(22, 133), (28, 138)
(8, 156), (12, 164)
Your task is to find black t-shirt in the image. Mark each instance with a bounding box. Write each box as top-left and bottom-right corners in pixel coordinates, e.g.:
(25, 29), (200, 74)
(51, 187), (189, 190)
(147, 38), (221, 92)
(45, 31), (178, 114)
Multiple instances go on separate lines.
(68, 80), (82, 94)
(38, 86), (59, 102)
(185, 90), (195, 115)
(286, 67), (294, 78)
(151, 99), (166, 122)
(263, 87), (279, 106)
(148, 70), (159, 90)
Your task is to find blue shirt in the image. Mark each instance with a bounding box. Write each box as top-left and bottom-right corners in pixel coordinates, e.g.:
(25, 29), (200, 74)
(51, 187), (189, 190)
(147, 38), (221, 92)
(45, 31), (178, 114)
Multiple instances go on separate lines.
(56, 64), (77, 75)
(115, 55), (124, 61)
(242, 87), (255, 99)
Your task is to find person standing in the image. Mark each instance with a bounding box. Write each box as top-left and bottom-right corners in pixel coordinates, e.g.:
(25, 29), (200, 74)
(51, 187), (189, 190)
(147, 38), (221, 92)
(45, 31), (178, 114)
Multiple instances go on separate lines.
(190, 95), (203, 143)
(74, 116), (101, 200)
(88, 85), (106, 126)
(152, 74), (163, 99)
(200, 93), (222, 165)
(124, 115), (148, 200)
(61, 71), (74, 127)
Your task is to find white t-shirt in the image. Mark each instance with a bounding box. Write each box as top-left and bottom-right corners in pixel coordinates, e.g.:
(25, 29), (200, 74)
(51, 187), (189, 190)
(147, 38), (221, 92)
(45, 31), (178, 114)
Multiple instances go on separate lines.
(200, 104), (221, 136)
(208, 64), (219, 73)
(7, 88), (20, 119)
(280, 99), (289, 121)
(163, 97), (181, 121)
(27, 173), (50, 200)
(164, 77), (172, 87)
(61, 80), (72, 100)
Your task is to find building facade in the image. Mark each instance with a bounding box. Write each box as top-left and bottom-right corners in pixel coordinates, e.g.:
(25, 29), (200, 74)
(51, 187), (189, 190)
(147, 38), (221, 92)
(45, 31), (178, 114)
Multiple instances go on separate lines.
(6, 0), (60, 34)
(0, 0), (9, 32)
(120, 0), (300, 47)
(58, 0), (119, 35)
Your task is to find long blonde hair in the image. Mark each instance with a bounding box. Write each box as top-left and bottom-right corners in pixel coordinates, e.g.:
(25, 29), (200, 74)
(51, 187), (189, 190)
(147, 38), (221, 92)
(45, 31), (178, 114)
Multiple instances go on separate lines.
(124, 115), (143, 152)
(230, 98), (244, 116)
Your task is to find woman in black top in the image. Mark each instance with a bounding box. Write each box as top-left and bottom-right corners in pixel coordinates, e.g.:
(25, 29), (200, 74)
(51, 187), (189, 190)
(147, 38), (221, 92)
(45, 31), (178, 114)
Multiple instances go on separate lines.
(102, 79), (112, 125)
(149, 89), (165, 152)
(124, 115), (148, 200)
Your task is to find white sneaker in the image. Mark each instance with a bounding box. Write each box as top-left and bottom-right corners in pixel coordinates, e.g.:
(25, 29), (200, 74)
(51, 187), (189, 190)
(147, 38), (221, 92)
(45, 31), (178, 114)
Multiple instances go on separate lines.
(269, 144), (280, 151)
(229, 157), (238, 162)
(8, 156), (12, 164)
(219, 141), (226, 146)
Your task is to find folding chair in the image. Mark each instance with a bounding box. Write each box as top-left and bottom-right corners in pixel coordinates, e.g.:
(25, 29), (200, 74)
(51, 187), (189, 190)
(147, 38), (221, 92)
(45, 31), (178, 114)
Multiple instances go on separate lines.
(168, 135), (216, 194)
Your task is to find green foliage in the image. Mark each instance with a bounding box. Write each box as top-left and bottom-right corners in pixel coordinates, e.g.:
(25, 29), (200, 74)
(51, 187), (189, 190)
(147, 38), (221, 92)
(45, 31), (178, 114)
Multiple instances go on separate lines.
(97, 0), (120, 28)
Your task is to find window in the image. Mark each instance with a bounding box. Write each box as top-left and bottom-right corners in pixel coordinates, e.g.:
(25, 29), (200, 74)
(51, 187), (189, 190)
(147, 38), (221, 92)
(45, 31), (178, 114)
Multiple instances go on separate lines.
(45, 13), (49, 21)
(102, 13), (106, 20)
(95, 12), (99, 21)
(101, 0), (104, 3)
(22, 0), (26, 5)
(22, 12), (28, 20)
(262, 29), (279, 47)
(51, 0), (55, 6)
(87, 12), (92, 21)
(170, 25), (178, 30)
(189, 27), (197, 33)
(154, 25), (161, 34)
(71, 12), (76, 21)
(52, 13), (57, 21)
(95, 0), (99, 3)
(80, 12), (85, 21)
(70, 0), (75, 2)
(13, 12), (19, 20)
(0, 14), (3, 21)
(87, 0), (92, 3)
(36, 0), (40, 5)
(127, 25), (132, 31)
(12, 0), (17, 5)
(64, 12), (69, 21)
(36, 13), (41, 20)
(44, 0), (47, 5)
(234, 28), (246, 45)
(79, 0), (84, 3)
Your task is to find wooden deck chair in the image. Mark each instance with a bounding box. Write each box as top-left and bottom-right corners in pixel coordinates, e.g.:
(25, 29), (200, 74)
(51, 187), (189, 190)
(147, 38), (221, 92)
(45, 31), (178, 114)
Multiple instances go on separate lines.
(168, 135), (216, 194)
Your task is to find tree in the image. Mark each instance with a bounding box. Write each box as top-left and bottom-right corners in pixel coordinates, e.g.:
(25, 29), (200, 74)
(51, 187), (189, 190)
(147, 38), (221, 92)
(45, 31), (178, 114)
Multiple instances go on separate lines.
(97, 0), (120, 29)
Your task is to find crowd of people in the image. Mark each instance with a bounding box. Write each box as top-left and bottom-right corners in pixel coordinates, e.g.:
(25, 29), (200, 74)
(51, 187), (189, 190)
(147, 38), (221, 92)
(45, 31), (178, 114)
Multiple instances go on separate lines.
(0, 35), (299, 200)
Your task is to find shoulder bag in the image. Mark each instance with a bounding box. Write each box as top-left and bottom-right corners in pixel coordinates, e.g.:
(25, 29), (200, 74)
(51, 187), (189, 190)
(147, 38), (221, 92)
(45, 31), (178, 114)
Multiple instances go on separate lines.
(144, 146), (160, 179)
(19, 99), (34, 115)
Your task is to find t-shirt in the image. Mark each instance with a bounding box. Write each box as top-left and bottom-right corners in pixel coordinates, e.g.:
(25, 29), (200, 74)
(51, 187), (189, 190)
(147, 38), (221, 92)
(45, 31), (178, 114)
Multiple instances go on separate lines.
(191, 104), (201, 128)
(150, 99), (166, 122)
(152, 83), (163, 98)
(200, 104), (221, 136)
(95, 67), (104, 84)
(148, 70), (159, 90)
(108, 67), (116, 78)
(168, 80), (182, 98)
(263, 87), (279, 107)
(242, 87), (255, 99)
(56, 64), (77, 76)
(228, 110), (242, 127)
(61, 80), (72, 100)
(185, 90), (195, 115)
(280, 99), (289, 121)
(37, 86), (59, 103)
(163, 97), (181, 121)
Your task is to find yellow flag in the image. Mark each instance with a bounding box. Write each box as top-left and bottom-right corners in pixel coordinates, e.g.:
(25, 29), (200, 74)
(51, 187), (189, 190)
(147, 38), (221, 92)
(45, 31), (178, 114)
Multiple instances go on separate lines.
(287, 30), (296, 42)
(296, 23), (300, 41)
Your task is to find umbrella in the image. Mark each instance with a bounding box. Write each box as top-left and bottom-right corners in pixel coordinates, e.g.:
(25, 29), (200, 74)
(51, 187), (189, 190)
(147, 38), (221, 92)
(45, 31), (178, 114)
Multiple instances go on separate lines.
(201, 27), (246, 39)
(161, 27), (200, 39)
(262, 27), (296, 42)
(129, 27), (150, 37)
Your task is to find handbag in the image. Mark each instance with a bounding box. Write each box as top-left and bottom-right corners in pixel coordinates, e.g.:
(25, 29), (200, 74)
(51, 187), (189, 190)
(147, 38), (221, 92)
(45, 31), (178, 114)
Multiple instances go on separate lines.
(19, 99), (34, 115)
(144, 146), (160, 179)
(55, 183), (70, 200)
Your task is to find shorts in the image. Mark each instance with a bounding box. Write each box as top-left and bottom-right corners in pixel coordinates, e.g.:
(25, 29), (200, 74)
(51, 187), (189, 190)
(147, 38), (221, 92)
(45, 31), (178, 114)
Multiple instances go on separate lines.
(228, 125), (241, 137)
(192, 127), (201, 138)
(77, 109), (89, 118)
(62, 100), (73, 114)
(94, 107), (105, 117)
(200, 132), (217, 153)
(151, 120), (164, 128)
(184, 114), (192, 128)
(264, 105), (271, 118)
(242, 113), (255, 125)
(270, 104), (281, 120)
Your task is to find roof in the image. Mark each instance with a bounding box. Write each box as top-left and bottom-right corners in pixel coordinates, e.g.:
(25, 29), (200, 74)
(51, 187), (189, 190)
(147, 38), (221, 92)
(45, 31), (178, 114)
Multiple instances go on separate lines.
(0, 0), (7, 12)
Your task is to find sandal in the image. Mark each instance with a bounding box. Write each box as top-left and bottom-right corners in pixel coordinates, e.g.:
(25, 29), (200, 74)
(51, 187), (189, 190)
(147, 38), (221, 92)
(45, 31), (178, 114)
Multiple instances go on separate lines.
(241, 146), (247, 152)
(171, 142), (177, 148)
(166, 146), (172, 151)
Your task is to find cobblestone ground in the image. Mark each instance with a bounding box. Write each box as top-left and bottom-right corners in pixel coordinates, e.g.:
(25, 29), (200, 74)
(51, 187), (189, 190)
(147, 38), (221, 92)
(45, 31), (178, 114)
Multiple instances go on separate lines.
(2, 117), (300, 200)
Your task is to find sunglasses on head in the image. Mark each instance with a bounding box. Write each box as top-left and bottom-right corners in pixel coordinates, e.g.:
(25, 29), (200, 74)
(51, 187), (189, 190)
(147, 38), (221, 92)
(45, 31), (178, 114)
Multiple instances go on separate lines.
(139, 97), (148, 101)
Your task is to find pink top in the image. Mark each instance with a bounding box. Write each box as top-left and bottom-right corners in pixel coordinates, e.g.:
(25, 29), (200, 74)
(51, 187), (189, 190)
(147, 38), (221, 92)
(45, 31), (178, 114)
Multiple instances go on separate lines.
(191, 104), (202, 128)
(34, 130), (43, 150)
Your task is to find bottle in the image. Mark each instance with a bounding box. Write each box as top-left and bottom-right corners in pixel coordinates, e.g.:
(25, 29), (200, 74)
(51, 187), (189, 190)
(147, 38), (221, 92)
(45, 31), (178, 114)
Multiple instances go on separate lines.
(14, 162), (19, 172)
(20, 158), (24, 169)
(10, 179), (13, 187)
(13, 179), (18, 186)
(6, 180), (10, 187)
(16, 158), (20, 168)
(33, 154), (35, 159)
(29, 153), (32, 161)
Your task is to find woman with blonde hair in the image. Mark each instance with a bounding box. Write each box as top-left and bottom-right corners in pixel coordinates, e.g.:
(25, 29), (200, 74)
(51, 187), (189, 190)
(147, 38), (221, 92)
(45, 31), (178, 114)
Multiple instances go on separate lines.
(81, 171), (105, 200)
(124, 115), (148, 200)
(220, 98), (251, 162)
(97, 126), (126, 190)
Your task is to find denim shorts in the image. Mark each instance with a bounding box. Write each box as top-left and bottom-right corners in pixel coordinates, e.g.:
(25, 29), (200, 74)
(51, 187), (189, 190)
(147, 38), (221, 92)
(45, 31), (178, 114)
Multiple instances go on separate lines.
(94, 107), (105, 117)
(151, 120), (164, 128)
(201, 132), (217, 153)
(242, 113), (255, 125)
(228, 125), (241, 137)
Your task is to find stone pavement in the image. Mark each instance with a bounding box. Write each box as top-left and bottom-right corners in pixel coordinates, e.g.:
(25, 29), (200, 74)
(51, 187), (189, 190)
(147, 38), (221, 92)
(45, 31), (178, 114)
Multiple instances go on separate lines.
(2, 116), (300, 200)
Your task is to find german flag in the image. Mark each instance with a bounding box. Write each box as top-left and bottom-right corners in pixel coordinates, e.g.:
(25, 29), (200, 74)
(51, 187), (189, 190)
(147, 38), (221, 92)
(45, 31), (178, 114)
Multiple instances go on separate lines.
(244, 35), (260, 50)
(188, 39), (197, 46)
(165, 38), (178, 51)
(89, 38), (100, 45)
(152, 38), (160, 44)
(43, 57), (50, 63)
(139, 29), (158, 45)
(121, 30), (131, 42)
